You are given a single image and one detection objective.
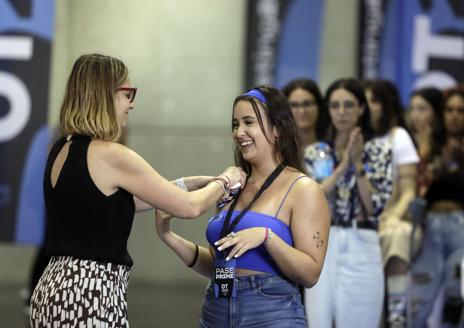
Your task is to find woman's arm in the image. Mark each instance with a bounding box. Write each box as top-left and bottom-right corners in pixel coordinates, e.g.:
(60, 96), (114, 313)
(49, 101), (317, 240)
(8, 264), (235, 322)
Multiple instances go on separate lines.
(353, 162), (375, 217)
(134, 176), (214, 212)
(214, 178), (331, 288)
(266, 178), (330, 287)
(380, 163), (417, 229)
(349, 128), (375, 217)
(320, 160), (348, 194)
(155, 209), (214, 277)
(101, 142), (244, 219)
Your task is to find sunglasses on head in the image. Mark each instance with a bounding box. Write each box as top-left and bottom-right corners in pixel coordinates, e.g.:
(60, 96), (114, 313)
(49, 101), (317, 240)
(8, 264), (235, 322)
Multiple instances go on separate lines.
(117, 87), (137, 103)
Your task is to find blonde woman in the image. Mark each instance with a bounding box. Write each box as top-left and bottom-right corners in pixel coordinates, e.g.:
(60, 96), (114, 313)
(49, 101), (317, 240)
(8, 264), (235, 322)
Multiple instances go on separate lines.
(30, 54), (245, 327)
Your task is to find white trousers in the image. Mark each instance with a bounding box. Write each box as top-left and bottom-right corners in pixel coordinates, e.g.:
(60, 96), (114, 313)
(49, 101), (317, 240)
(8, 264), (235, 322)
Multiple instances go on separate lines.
(305, 225), (384, 328)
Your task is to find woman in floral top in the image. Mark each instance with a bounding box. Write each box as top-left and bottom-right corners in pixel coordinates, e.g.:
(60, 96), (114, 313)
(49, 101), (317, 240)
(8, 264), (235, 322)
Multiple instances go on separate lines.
(304, 78), (393, 328)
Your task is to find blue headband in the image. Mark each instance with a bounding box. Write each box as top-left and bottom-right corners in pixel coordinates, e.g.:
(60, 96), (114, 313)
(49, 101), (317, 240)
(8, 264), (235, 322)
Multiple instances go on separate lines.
(242, 89), (267, 104)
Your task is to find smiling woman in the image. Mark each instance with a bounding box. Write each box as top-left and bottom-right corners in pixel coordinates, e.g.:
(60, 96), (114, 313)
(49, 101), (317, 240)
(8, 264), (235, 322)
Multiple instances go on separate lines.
(156, 85), (330, 328)
(29, 53), (245, 328)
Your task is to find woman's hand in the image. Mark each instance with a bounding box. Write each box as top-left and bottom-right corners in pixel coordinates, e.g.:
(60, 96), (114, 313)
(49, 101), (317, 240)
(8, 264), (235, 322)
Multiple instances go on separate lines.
(379, 215), (401, 233)
(219, 167), (247, 189)
(348, 127), (364, 165)
(155, 209), (173, 239)
(214, 227), (267, 260)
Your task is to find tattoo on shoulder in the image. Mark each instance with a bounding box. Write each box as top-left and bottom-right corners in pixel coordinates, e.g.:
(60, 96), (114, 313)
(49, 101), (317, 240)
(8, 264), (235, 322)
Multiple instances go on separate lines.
(313, 232), (324, 248)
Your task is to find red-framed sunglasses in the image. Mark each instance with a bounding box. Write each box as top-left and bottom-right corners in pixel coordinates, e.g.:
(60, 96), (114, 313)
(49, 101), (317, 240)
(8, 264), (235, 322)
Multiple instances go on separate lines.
(117, 87), (137, 103)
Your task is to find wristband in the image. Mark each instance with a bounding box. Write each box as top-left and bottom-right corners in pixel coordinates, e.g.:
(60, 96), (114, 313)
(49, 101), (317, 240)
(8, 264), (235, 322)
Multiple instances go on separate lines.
(175, 178), (188, 191)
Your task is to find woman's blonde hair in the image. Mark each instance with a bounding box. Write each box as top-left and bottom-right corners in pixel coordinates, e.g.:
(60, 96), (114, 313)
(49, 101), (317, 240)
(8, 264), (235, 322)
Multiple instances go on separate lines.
(60, 53), (129, 141)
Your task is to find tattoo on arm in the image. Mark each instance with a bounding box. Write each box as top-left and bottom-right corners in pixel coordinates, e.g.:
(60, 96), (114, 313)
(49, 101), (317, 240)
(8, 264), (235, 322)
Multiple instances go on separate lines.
(313, 232), (324, 248)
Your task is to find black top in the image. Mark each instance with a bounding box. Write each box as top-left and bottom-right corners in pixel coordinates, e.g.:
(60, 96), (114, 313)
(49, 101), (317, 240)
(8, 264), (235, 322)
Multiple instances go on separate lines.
(426, 171), (464, 208)
(44, 135), (135, 267)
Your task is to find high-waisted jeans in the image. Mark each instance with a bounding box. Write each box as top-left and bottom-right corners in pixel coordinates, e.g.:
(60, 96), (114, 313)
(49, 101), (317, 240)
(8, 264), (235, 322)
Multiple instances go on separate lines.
(199, 273), (307, 328)
(412, 210), (464, 328)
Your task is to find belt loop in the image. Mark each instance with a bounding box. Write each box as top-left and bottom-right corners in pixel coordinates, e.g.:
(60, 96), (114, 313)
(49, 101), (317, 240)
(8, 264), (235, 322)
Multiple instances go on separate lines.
(352, 220), (357, 229)
(250, 275), (257, 289)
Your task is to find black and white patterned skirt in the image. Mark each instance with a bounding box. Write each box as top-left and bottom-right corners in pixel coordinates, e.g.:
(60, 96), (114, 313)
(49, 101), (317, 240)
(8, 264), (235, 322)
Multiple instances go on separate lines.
(30, 256), (130, 328)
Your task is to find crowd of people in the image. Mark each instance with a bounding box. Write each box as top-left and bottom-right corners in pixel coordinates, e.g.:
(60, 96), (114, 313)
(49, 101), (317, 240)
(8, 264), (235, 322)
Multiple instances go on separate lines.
(27, 52), (464, 328)
(283, 77), (464, 328)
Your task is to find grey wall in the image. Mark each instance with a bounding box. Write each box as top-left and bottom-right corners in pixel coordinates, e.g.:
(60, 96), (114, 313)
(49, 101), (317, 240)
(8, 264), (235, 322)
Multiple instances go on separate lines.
(0, 0), (359, 285)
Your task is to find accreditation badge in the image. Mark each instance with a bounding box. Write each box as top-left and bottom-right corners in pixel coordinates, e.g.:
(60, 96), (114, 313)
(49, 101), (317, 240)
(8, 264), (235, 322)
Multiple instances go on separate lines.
(213, 258), (236, 298)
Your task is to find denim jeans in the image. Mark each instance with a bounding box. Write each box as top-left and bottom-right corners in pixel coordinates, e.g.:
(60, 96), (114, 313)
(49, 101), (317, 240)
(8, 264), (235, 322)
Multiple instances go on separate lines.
(412, 210), (464, 328)
(305, 225), (384, 328)
(199, 274), (306, 328)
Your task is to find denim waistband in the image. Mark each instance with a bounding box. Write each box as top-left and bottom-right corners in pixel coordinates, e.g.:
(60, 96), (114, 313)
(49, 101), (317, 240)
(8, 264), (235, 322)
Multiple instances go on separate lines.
(331, 219), (377, 230)
(234, 273), (297, 289)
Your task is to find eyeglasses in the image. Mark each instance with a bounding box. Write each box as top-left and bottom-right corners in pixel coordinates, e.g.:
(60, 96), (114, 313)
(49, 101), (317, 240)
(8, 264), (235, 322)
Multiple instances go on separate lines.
(289, 100), (317, 110)
(328, 100), (358, 112)
(117, 87), (137, 103)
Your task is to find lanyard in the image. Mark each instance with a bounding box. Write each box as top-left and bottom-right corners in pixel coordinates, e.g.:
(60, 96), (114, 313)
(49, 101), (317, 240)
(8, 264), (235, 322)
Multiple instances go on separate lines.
(220, 164), (285, 240)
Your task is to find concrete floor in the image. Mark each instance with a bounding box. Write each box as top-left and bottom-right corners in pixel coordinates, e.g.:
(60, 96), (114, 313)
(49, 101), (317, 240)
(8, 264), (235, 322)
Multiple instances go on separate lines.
(0, 281), (206, 328)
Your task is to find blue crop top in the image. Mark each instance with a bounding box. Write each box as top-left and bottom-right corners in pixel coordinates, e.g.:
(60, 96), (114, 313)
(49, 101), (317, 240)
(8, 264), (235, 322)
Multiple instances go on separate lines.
(206, 176), (306, 275)
(206, 211), (293, 275)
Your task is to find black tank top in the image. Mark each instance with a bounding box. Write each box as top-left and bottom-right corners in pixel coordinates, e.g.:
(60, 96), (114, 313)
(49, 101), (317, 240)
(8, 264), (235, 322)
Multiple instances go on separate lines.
(44, 135), (135, 267)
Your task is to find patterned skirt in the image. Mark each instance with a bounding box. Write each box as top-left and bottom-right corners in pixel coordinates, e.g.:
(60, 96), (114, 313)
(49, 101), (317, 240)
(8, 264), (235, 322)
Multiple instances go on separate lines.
(30, 256), (130, 328)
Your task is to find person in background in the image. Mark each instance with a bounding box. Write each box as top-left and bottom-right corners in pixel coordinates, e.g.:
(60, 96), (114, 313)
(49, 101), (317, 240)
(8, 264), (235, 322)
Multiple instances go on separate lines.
(304, 78), (393, 328)
(156, 85), (330, 327)
(282, 78), (325, 149)
(364, 80), (420, 328)
(30, 53), (245, 327)
(410, 87), (464, 328)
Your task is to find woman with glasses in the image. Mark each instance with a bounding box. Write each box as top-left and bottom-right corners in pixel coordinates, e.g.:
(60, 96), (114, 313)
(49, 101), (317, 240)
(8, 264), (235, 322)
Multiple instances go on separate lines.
(30, 53), (245, 328)
(304, 78), (393, 328)
(364, 80), (420, 327)
(156, 85), (330, 327)
(282, 78), (325, 149)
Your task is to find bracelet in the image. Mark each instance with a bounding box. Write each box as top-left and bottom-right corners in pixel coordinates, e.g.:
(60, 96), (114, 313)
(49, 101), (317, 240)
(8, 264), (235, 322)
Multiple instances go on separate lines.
(214, 176), (228, 188)
(175, 178), (188, 191)
(212, 178), (227, 194)
(217, 175), (230, 190)
(187, 244), (199, 268)
(264, 228), (272, 245)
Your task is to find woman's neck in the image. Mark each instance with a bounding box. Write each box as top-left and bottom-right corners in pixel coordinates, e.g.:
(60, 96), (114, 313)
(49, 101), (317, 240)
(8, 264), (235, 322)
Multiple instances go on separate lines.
(248, 159), (281, 184)
(334, 131), (350, 150)
(414, 131), (430, 148)
(298, 128), (316, 149)
(414, 131), (431, 159)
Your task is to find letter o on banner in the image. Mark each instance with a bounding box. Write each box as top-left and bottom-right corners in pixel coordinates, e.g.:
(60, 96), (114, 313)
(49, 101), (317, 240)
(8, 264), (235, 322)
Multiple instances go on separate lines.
(0, 71), (31, 142)
(413, 70), (457, 91)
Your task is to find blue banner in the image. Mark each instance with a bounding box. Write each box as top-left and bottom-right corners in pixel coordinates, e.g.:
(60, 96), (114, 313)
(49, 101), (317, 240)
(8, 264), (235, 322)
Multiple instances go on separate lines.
(245, 0), (326, 89)
(359, 0), (464, 104)
(0, 0), (54, 245)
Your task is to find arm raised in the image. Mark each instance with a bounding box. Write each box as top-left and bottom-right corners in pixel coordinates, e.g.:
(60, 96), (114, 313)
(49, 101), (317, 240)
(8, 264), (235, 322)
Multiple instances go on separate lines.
(101, 142), (244, 219)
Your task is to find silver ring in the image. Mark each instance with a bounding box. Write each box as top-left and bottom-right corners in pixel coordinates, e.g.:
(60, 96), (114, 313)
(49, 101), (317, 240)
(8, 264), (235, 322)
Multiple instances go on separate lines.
(228, 231), (236, 238)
